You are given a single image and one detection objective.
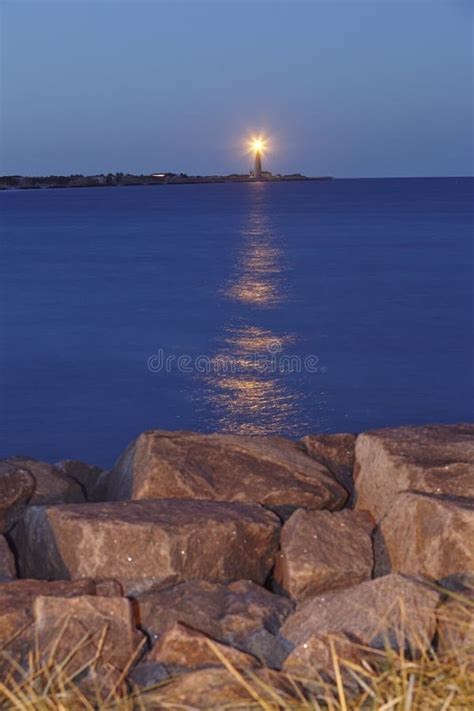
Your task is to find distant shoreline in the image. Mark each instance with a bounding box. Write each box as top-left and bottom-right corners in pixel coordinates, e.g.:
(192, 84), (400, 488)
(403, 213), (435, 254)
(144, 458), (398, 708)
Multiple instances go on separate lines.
(0, 173), (334, 191)
(1, 176), (470, 191)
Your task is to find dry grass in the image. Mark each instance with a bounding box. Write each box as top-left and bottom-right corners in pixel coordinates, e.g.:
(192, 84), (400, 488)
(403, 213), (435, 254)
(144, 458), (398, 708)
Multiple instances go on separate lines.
(0, 594), (473, 710)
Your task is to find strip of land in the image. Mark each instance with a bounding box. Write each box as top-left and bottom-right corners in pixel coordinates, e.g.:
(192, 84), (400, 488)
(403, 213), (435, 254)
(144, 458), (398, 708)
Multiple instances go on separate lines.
(0, 172), (334, 190)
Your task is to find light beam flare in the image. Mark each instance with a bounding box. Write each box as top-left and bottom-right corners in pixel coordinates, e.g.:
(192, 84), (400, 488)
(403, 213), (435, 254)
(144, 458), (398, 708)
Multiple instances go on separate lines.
(246, 134), (269, 156)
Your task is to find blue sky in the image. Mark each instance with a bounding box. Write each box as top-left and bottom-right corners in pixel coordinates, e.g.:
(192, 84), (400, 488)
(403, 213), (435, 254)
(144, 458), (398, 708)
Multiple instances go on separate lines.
(1, 0), (472, 177)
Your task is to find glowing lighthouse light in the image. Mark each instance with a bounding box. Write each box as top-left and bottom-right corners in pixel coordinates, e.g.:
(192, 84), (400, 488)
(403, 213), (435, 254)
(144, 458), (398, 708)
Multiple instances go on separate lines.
(250, 138), (266, 152)
(247, 135), (269, 179)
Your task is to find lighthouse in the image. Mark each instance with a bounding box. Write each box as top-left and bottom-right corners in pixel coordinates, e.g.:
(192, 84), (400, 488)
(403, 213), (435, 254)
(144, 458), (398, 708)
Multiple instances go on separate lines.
(254, 148), (262, 179)
(247, 134), (271, 180)
(248, 136), (267, 179)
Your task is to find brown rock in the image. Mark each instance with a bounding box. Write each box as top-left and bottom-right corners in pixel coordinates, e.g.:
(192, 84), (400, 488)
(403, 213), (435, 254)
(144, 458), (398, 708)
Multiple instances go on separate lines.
(149, 668), (297, 708)
(274, 509), (374, 600)
(14, 499), (280, 595)
(301, 432), (356, 500)
(379, 492), (474, 580)
(147, 621), (259, 672)
(0, 579), (99, 667)
(127, 660), (169, 689)
(55, 459), (105, 501)
(0, 465), (35, 532)
(436, 577), (474, 665)
(355, 424), (474, 522)
(283, 632), (366, 684)
(106, 430), (348, 515)
(0, 535), (16, 581)
(0, 458), (85, 507)
(135, 579), (293, 666)
(281, 574), (439, 655)
(33, 595), (143, 677)
(78, 663), (128, 700)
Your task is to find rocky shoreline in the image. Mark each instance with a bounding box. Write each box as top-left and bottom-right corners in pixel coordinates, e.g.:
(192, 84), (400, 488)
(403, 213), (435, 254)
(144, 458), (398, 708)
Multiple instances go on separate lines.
(1, 423), (473, 701)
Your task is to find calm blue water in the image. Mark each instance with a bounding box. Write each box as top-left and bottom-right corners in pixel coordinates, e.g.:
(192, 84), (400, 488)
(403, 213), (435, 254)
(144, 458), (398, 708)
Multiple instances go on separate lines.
(1, 178), (473, 467)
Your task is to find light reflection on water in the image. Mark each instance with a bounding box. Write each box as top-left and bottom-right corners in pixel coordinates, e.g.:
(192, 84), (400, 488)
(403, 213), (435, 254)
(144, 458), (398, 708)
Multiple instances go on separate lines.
(200, 184), (308, 436)
(223, 185), (286, 308)
(201, 324), (303, 436)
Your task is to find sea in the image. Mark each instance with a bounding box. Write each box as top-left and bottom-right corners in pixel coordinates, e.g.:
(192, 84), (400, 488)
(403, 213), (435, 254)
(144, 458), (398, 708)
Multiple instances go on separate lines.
(1, 177), (473, 467)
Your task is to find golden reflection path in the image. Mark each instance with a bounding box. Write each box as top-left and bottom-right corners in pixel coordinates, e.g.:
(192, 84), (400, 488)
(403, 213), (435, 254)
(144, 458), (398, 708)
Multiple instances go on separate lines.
(224, 184), (285, 308)
(201, 184), (309, 436)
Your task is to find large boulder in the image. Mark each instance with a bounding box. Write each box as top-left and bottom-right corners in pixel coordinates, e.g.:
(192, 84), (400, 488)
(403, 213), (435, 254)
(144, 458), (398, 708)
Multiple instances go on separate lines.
(0, 535), (16, 581)
(0, 465), (35, 532)
(145, 622), (259, 673)
(379, 492), (474, 580)
(300, 432), (356, 501)
(34, 595), (143, 678)
(0, 458), (85, 508)
(105, 431), (348, 515)
(13, 500), (280, 595)
(354, 424), (474, 522)
(134, 579), (293, 667)
(281, 574), (439, 656)
(274, 509), (374, 600)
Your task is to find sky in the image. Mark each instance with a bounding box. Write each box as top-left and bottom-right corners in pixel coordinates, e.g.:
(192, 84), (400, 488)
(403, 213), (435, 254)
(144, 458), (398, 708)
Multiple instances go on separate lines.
(1, 0), (473, 178)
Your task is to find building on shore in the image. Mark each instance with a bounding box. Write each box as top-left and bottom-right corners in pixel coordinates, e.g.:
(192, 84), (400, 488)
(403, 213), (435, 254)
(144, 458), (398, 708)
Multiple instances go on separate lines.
(249, 168), (273, 179)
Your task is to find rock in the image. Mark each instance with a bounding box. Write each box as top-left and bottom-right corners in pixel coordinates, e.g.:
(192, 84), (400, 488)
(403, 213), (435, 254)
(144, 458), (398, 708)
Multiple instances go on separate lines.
(0, 535), (16, 581)
(274, 509), (374, 600)
(146, 621), (259, 672)
(13, 500), (281, 595)
(0, 458), (85, 507)
(281, 574), (439, 656)
(33, 595), (143, 678)
(135, 579), (293, 667)
(106, 430), (348, 516)
(282, 632), (366, 685)
(127, 661), (169, 689)
(0, 465), (35, 532)
(300, 432), (356, 501)
(436, 575), (474, 665)
(379, 492), (474, 580)
(243, 627), (292, 669)
(55, 460), (105, 501)
(147, 668), (297, 708)
(355, 424), (474, 522)
(78, 663), (127, 700)
(0, 579), (101, 667)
